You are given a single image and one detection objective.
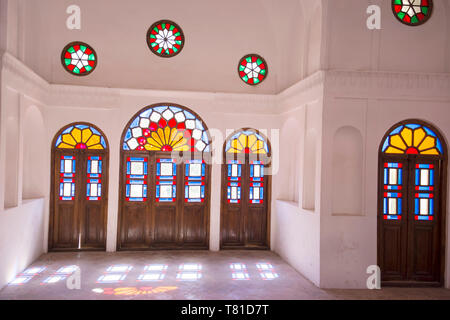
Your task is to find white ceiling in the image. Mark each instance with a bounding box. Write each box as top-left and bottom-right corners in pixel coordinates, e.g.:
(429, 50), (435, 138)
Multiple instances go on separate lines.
(22, 0), (322, 94)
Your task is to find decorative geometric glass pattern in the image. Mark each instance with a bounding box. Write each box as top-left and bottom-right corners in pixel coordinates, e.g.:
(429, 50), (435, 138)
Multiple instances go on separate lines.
(185, 160), (206, 203)
(59, 155), (76, 201)
(238, 54), (268, 85)
(225, 130), (268, 154)
(55, 124), (107, 150)
(156, 159), (177, 202)
(123, 105), (210, 152)
(414, 163), (435, 221)
(86, 156), (102, 201)
(147, 20), (184, 57)
(392, 0), (433, 26)
(382, 123), (443, 155)
(126, 157), (148, 202)
(227, 160), (242, 204)
(61, 42), (97, 76)
(249, 161), (264, 204)
(383, 163), (404, 220)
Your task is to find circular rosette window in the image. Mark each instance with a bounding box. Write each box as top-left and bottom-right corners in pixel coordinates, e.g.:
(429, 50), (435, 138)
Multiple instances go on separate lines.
(146, 20), (185, 57)
(238, 54), (268, 85)
(392, 0), (433, 26)
(61, 41), (97, 76)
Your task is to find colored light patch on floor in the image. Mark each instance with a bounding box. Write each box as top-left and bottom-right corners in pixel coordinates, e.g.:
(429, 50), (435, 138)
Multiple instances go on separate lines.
(144, 264), (168, 272)
(56, 265), (79, 274)
(41, 275), (67, 284)
(97, 274), (127, 284)
(106, 265), (133, 273)
(92, 286), (178, 296)
(256, 263), (273, 270)
(178, 263), (202, 271)
(259, 271), (279, 280)
(9, 276), (34, 285)
(176, 272), (202, 281)
(232, 272), (250, 281)
(22, 266), (47, 275)
(137, 273), (165, 282)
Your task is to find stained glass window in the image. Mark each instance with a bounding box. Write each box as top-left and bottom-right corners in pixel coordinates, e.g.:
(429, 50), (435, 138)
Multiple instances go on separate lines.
(185, 160), (206, 202)
(383, 162), (404, 220)
(55, 124), (107, 150)
(61, 42), (97, 76)
(392, 0), (433, 26)
(147, 20), (184, 58)
(238, 54), (268, 85)
(414, 163), (435, 221)
(382, 123), (443, 155)
(156, 159), (177, 202)
(249, 161), (264, 204)
(126, 157), (148, 202)
(227, 160), (242, 203)
(225, 130), (268, 154)
(123, 105), (210, 152)
(86, 156), (102, 201)
(59, 156), (76, 200)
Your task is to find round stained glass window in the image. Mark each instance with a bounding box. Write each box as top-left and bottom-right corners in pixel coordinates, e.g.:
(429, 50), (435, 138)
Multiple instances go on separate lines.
(146, 20), (185, 58)
(61, 41), (97, 76)
(392, 0), (433, 26)
(238, 54), (268, 86)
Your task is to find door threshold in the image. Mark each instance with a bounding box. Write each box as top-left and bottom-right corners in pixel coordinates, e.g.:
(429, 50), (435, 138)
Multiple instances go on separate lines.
(381, 280), (442, 288)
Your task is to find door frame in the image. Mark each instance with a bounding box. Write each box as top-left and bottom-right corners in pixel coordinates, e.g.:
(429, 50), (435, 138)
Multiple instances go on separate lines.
(219, 128), (272, 250)
(377, 119), (448, 286)
(49, 122), (109, 252)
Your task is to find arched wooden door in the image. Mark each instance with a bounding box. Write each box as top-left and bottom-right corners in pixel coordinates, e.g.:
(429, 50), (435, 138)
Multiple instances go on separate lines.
(49, 123), (109, 251)
(118, 103), (211, 250)
(378, 120), (447, 286)
(220, 129), (271, 249)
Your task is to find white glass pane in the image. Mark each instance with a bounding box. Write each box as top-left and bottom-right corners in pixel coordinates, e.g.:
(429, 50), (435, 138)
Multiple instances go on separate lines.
(130, 184), (143, 198)
(90, 184), (98, 197)
(189, 163), (201, 177)
(189, 186), (201, 199)
(253, 187), (260, 200)
(130, 162), (144, 175)
(254, 165), (261, 178)
(231, 187), (237, 200)
(388, 198), (397, 214)
(389, 169), (397, 185)
(160, 163), (173, 176)
(63, 183), (72, 197)
(231, 164), (238, 177)
(91, 160), (99, 174)
(420, 199), (429, 215)
(420, 170), (429, 186)
(160, 185), (173, 198)
(64, 160), (72, 173)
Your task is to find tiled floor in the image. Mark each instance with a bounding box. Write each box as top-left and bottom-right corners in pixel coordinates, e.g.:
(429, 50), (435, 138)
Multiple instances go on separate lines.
(1, 251), (449, 300)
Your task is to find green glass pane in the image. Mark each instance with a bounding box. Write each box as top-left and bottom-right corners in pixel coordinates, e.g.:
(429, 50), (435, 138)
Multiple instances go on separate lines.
(85, 65), (92, 72)
(173, 47), (178, 53)
(151, 42), (157, 47)
(170, 25), (175, 31)
(161, 23), (166, 30)
(157, 48), (162, 54)
(175, 41), (182, 45)
(89, 54), (96, 60)
(64, 59), (71, 66)
(73, 67), (80, 74)
(394, 0), (401, 4)
(398, 12), (405, 19)
(422, 7), (428, 15)
(411, 15), (418, 23)
(67, 47), (75, 53)
(254, 78), (260, 84)
(165, 49), (170, 55)
(150, 34), (156, 39)
(246, 57), (252, 63)
(80, 45), (87, 52)
(153, 27), (159, 33)
(260, 69), (266, 75)
(174, 32), (180, 36)
(257, 58), (262, 65)
(242, 75), (249, 82)
(239, 65), (245, 71)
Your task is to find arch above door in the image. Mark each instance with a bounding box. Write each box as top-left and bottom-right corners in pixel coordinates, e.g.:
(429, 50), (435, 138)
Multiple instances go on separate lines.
(378, 119), (447, 286)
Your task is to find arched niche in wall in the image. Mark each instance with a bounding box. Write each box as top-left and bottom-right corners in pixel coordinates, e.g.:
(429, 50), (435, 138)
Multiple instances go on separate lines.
(331, 126), (363, 215)
(22, 105), (46, 199)
(279, 117), (300, 203)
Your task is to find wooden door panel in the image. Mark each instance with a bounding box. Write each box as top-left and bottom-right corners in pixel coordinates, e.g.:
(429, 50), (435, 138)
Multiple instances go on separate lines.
(121, 205), (147, 246)
(221, 207), (243, 245)
(153, 206), (177, 244)
(83, 203), (104, 247)
(246, 206), (267, 245)
(182, 205), (206, 244)
(55, 203), (77, 247)
(380, 224), (405, 280)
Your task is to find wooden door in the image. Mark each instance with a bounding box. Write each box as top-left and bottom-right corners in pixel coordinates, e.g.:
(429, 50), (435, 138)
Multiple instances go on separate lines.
(378, 156), (443, 285)
(50, 150), (108, 251)
(221, 154), (270, 249)
(118, 152), (210, 250)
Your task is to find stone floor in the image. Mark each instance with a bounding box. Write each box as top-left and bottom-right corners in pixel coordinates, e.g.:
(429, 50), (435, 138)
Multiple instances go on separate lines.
(0, 250), (449, 300)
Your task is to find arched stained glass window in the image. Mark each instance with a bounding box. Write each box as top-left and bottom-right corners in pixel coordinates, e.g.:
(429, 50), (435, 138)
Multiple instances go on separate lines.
(146, 20), (185, 58)
(55, 124), (107, 150)
(381, 123), (443, 155)
(123, 104), (210, 152)
(392, 0), (433, 26)
(238, 54), (268, 85)
(225, 130), (269, 154)
(61, 41), (97, 76)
